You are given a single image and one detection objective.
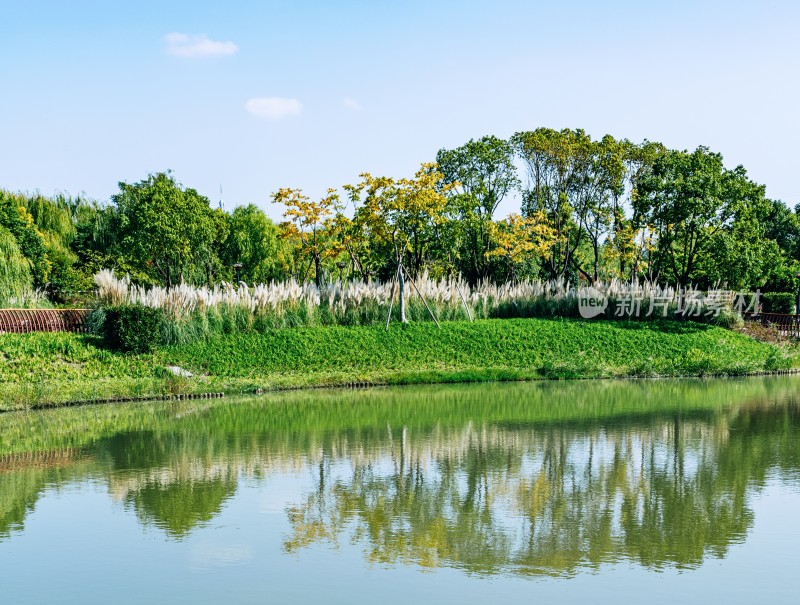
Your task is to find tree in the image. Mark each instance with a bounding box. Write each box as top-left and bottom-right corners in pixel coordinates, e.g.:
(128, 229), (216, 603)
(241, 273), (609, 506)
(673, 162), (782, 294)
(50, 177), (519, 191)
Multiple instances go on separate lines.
(696, 202), (781, 290)
(346, 164), (453, 276)
(486, 212), (556, 283)
(112, 172), (219, 287)
(222, 204), (282, 284)
(436, 136), (519, 283)
(345, 164), (453, 321)
(0, 191), (50, 287)
(0, 226), (33, 302)
(589, 136), (627, 281)
(273, 188), (340, 287)
(633, 147), (771, 288)
(512, 129), (626, 282)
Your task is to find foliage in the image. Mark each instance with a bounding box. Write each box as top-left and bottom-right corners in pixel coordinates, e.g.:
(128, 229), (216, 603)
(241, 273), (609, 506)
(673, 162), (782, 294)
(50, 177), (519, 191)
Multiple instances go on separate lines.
(2, 130), (800, 308)
(761, 292), (796, 314)
(436, 136), (519, 283)
(512, 129), (627, 282)
(102, 304), (166, 353)
(0, 226), (33, 302)
(345, 163), (454, 278)
(633, 147), (773, 288)
(112, 172), (221, 286)
(486, 212), (557, 281)
(272, 188), (340, 286)
(0, 191), (50, 287)
(221, 204), (282, 284)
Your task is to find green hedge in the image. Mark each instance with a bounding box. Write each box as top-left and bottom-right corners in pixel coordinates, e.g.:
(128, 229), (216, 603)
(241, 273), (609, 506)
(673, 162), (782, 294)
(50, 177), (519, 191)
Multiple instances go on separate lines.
(102, 305), (165, 353)
(761, 292), (796, 314)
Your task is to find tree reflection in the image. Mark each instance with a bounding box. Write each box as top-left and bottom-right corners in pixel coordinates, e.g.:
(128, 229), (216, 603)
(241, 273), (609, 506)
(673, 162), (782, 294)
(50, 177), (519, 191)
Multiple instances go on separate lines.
(0, 377), (798, 576)
(284, 408), (798, 576)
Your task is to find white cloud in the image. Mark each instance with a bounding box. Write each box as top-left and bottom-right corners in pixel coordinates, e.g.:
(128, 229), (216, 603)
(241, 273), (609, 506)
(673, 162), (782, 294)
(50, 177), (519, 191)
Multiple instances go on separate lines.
(164, 33), (238, 58)
(245, 97), (303, 119)
(343, 97), (362, 111)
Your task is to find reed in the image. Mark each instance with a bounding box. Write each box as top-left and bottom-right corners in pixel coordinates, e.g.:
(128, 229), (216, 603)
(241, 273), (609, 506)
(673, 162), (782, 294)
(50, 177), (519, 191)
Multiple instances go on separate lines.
(93, 269), (738, 345)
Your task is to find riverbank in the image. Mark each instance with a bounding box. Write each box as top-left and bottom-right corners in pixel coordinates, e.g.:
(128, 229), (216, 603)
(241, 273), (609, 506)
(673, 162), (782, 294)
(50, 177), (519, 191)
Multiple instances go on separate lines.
(1, 318), (798, 411)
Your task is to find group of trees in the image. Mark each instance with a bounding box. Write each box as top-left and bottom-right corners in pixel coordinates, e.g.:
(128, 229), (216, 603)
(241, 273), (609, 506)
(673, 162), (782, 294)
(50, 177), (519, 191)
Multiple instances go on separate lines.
(2, 128), (799, 305)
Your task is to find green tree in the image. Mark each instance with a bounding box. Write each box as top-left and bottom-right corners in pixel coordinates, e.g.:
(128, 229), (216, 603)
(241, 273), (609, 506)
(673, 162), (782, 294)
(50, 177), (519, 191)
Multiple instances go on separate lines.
(633, 147), (772, 288)
(21, 192), (98, 300)
(512, 129), (626, 282)
(0, 191), (50, 287)
(0, 226), (33, 302)
(222, 204), (282, 284)
(436, 136), (519, 283)
(112, 172), (219, 286)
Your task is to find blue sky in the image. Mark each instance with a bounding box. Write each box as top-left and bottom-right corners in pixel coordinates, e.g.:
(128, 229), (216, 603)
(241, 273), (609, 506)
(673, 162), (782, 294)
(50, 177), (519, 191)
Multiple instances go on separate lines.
(1, 0), (798, 219)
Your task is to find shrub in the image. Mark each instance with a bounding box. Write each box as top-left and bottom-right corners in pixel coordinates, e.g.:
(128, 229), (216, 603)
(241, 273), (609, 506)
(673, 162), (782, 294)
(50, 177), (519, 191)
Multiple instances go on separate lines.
(711, 308), (744, 329)
(85, 307), (107, 336)
(103, 304), (165, 353)
(761, 292), (795, 314)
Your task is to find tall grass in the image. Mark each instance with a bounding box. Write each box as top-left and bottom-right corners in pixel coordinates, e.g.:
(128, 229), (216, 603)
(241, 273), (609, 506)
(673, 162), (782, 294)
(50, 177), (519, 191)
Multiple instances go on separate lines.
(94, 269), (739, 345)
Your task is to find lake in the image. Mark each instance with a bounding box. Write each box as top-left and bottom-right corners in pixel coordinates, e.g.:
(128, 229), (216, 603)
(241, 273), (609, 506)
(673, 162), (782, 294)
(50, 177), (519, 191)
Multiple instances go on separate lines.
(1, 377), (799, 604)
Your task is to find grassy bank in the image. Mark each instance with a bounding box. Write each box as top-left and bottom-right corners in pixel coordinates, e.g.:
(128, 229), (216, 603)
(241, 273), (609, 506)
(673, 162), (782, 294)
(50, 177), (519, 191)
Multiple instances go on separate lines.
(1, 318), (798, 411)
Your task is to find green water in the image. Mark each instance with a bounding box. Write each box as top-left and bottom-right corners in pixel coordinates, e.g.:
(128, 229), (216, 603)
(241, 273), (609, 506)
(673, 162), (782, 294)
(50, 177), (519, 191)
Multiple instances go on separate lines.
(1, 377), (799, 603)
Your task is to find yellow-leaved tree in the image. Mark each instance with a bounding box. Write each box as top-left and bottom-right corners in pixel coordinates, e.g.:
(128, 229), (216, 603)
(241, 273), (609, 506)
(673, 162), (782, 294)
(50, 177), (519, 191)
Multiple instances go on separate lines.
(272, 188), (340, 287)
(345, 163), (455, 322)
(486, 212), (557, 283)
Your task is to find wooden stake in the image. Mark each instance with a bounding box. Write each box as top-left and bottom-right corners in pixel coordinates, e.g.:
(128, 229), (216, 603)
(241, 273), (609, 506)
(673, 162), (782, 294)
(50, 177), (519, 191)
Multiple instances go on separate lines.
(454, 279), (473, 322)
(404, 266), (440, 328)
(385, 266), (399, 330)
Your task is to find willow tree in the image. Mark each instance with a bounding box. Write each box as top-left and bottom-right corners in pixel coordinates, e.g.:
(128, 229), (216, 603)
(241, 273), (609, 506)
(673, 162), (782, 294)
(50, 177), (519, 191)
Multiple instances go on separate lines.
(0, 226), (33, 303)
(0, 191), (50, 288)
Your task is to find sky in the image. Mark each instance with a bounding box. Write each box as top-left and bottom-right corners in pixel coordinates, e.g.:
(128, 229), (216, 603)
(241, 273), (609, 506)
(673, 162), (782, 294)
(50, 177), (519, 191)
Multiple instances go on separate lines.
(1, 0), (798, 220)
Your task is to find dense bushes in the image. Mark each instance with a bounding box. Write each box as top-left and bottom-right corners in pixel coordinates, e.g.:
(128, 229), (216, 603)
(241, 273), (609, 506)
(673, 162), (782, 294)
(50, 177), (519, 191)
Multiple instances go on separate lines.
(761, 292), (796, 314)
(101, 305), (165, 353)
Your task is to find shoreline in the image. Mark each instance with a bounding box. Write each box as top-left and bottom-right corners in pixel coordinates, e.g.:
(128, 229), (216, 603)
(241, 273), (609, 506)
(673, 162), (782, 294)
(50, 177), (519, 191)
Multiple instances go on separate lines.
(6, 366), (800, 415)
(2, 317), (799, 412)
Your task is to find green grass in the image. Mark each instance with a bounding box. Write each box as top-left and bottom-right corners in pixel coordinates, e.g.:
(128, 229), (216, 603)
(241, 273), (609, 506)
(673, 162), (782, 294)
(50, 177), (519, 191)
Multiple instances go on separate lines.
(165, 318), (795, 381)
(1, 318), (798, 411)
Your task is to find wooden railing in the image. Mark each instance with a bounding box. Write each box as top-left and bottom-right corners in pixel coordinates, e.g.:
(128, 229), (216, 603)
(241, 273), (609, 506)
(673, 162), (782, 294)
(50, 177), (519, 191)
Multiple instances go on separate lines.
(746, 312), (800, 337)
(0, 309), (90, 334)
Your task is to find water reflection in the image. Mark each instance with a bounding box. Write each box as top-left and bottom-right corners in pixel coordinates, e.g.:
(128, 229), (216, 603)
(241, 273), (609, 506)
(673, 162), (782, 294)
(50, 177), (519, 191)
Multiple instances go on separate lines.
(1, 378), (799, 576)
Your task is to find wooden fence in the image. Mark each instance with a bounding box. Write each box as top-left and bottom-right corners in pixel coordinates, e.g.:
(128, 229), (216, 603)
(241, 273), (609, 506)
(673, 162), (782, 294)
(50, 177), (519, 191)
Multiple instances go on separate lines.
(746, 312), (800, 338)
(0, 309), (90, 334)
